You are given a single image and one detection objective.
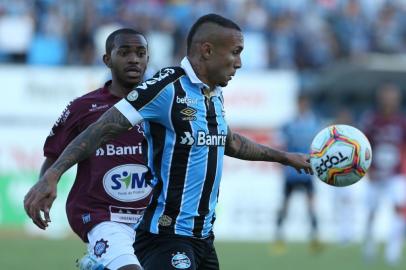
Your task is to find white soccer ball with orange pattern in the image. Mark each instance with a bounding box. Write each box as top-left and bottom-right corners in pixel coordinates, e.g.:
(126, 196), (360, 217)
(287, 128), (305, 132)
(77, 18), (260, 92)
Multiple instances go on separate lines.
(310, 125), (372, 187)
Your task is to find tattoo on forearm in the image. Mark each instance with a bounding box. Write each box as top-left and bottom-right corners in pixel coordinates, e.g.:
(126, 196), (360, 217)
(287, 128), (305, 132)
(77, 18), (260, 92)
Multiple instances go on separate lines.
(225, 132), (284, 162)
(50, 108), (132, 178)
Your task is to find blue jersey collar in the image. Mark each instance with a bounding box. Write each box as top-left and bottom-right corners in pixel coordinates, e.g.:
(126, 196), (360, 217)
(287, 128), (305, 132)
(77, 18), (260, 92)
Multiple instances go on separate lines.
(180, 57), (222, 97)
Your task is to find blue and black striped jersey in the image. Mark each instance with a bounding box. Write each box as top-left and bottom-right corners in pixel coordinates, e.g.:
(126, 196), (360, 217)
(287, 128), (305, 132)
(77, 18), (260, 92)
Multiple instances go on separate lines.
(115, 57), (228, 238)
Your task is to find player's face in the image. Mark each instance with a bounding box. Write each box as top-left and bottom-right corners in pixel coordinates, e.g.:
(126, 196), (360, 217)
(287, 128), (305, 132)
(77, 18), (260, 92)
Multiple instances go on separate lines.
(207, 29), (243, 87)
(110, 34), (148, 88)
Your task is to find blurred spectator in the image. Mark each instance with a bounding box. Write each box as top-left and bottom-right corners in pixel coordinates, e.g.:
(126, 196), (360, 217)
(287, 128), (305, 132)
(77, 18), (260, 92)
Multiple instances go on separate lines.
(1, 0), (406, 68)
(361, 83), (406, 266)
(372, 2), (405, 53)
(0, 0), (34, 62)
(27, 2), (68, 65)
(272, 94), (322, 253)
(267, 11), (297, 69)
(330, 0), (371, 58)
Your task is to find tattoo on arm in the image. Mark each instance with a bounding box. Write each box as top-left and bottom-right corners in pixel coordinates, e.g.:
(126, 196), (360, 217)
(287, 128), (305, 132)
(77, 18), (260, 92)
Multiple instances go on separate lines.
(225, 127), (285, 163)
(49, 107), (132, 179)
(39, 157), (56, 178)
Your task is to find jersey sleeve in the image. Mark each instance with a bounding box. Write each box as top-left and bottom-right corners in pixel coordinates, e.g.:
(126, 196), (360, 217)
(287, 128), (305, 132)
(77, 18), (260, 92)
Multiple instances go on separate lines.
(115, 67), (185, 126)
(43, 99), (81, 158)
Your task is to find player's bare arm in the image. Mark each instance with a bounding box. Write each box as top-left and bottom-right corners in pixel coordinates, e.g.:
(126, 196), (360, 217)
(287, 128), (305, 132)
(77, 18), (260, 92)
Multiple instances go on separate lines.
(225, 127), (312, 174)
(49, 107), (132, 178)
(23, 107), (133, 229)
(39, 157), (56, 177)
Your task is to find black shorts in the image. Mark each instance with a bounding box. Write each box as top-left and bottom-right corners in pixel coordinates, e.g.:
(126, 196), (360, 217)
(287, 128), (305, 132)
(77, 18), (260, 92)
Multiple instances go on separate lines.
(134, 229), (219, 270)
(284, 180), (314, 198)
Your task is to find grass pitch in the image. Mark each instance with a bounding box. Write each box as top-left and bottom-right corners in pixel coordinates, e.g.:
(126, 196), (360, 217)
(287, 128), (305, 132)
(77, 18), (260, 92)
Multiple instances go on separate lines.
(1, 233), (405, 270)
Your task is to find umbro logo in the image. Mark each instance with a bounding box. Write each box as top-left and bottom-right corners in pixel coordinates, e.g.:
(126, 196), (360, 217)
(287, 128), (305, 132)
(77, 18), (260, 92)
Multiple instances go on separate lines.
(180, 107), (197, 121)
(180, 132), (195, 145)
(180, 107), (196, 116)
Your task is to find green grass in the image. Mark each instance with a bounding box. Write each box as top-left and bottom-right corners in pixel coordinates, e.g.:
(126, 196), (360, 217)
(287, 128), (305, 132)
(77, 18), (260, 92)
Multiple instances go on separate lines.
(1, 233), (405, 270)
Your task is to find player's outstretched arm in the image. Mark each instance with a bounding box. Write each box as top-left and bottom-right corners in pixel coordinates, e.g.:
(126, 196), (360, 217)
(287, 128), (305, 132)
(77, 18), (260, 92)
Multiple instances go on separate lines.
(225, 127), (312, 174)
(25, 157), (57, 229)
(23, 107), (134, 229)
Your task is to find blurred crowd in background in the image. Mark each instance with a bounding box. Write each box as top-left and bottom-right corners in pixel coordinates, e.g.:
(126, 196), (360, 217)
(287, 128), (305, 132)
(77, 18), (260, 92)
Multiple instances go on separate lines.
(2, 0), (406, 70)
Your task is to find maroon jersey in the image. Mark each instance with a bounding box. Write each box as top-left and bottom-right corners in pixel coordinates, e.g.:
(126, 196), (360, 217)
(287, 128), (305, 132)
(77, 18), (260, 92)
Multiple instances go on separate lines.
(362, 112), (406, 180)
(44, 81), (152, 242)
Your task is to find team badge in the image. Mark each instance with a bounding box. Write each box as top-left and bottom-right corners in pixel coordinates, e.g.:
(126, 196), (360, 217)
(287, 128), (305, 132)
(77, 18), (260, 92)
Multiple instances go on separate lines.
(127, 90), (139, 101)
(171, 252), (191, 269)
(94, 239), (109, 258)
(158, 215), (172, 226)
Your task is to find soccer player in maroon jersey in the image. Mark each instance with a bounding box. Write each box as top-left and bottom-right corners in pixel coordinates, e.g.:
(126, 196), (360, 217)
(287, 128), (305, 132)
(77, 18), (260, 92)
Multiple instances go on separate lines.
(361, 83), (406, 266)
(24, 28), (150, 270)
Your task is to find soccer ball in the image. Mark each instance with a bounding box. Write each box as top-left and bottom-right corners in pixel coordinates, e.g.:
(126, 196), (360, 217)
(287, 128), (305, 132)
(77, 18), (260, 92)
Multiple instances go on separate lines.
(310, 125), (372, 187)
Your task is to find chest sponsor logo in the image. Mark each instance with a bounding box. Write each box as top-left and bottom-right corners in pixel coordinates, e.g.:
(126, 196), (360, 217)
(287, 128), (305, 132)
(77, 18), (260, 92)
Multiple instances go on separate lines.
(137, 68), (175, 90)
(180, 107), (197, 121)
(179, 131), (195, 145)
(96, 143), (142, 156)
(176, 96), (198, 105)
(179, 130), (227, 146)
(103, 164), (152, 202)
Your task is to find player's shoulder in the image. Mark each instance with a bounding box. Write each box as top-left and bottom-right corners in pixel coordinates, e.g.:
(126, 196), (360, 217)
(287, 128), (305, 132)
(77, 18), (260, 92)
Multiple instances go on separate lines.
(72, 87), (106, 105)
(135, 66), (185, 92)
(65, 87), (106, 113)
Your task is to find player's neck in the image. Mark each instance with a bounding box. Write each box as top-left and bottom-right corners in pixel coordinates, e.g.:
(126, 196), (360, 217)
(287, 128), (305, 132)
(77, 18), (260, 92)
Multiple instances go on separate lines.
(189, 57), (216, 91)
(109, 80), (135, 98)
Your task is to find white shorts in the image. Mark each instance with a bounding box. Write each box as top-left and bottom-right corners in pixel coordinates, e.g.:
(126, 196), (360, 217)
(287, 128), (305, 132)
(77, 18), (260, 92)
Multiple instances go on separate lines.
(366, 175), (406, 211)
(87, 221), (140, 270)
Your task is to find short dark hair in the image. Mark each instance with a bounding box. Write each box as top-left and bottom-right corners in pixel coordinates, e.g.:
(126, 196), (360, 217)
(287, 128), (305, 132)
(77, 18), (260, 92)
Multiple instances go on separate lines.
(186, 14), (241, 54)
(105, 28), (145, 54)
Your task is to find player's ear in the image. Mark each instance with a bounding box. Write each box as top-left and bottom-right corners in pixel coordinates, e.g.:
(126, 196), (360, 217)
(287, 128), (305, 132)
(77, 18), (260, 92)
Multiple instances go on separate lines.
(201, 42), (212, 60)
(103, 54), (112, 68)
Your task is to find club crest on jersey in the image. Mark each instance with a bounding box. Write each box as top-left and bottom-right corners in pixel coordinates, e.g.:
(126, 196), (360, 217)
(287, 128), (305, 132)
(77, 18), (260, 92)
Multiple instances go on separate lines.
(94, 239), (109, 258)
(180, 107), (197, 121)
(171, 252), (191, 269)
(127, 90), (139, 101)
(103, 164), (152, 202)
(158, 215), (172, 227)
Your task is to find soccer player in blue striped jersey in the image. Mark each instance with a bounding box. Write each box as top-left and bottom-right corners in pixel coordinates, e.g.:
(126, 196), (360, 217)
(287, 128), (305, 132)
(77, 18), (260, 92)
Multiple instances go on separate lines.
(26, 14), (312, 269)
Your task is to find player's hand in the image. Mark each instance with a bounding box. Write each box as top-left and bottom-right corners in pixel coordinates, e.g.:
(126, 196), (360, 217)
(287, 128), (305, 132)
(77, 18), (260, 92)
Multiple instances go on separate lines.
(23, 172), (59, 230)
(282, 152), (313, 175)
